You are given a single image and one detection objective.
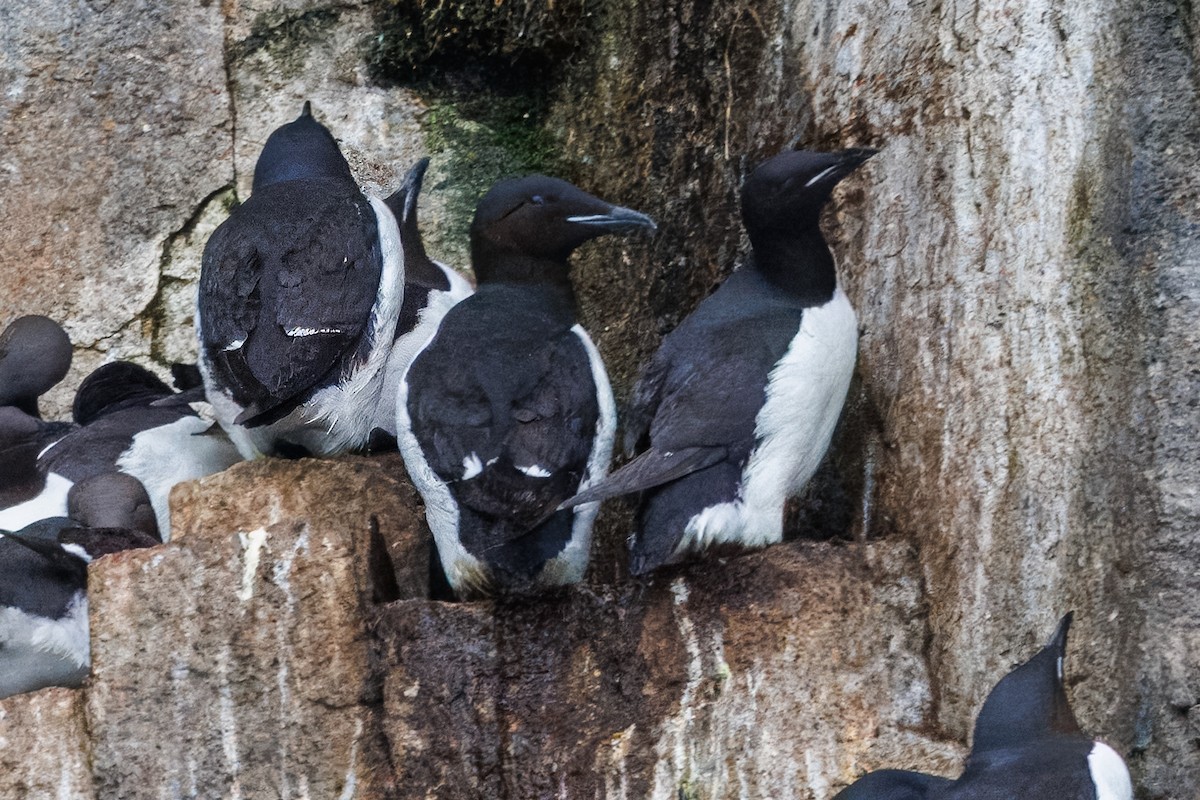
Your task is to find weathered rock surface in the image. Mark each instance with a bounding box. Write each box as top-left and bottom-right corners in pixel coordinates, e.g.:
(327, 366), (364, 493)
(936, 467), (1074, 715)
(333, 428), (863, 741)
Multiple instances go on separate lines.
(0, 687), (94, 799)
(2, 0), (1198, 796)
(382, 543), (962, 800)
(0, 0), (230, 416)
(0, 458), (961, 799)
(85, 456), (425, 799)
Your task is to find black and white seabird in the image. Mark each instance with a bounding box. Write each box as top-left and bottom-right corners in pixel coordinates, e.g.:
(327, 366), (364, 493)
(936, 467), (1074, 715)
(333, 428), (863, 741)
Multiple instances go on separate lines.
(834, 614), (1134, 800)
(197, 101), (405, 459)
(560, 147), (875, 574)
(372, 157), (473, 446)
(0, 488), (159, 699)
(0, 315), (75, 448)
(0, 315), (72, 417)
(395, 175), (655, 597)
(68, 471), (160, 540)
(39, 362), (240, 539)
(0, 406), (71, 531)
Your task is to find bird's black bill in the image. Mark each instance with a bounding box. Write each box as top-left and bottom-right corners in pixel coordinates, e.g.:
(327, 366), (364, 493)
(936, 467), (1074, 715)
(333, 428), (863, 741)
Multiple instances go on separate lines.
(1047, 611), (1073, 653)
(566, 206), (657, 233)
(802, 147), (879, 188)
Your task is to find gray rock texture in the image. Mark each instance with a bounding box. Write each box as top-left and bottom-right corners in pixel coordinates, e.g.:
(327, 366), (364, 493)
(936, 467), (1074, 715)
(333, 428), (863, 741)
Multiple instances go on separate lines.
(0, 459), (961, 798)
(0, 0), (1197, 797)
(85, 456), (424, 799)
(0, 687), (94, 799)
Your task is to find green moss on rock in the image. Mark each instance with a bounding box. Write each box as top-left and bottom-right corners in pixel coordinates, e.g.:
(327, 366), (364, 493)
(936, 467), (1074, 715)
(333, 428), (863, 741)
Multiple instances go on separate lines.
(233, 8), (344, 77)
(367, 0), (600, 84)
(417, 90), (562, 265)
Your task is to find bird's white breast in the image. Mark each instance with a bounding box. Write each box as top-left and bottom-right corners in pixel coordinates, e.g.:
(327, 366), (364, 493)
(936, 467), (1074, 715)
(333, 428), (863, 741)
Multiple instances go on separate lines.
(1088, 741), (1133, 800)
(0, 593), (89, 698)
(393, 328), (488, 596)
(0, 472), (72, 531)
(682, 288), (858, 552)
(116, 415), (242, 540)
(373, 263), (473, 438)
(537, 325), (615, 588)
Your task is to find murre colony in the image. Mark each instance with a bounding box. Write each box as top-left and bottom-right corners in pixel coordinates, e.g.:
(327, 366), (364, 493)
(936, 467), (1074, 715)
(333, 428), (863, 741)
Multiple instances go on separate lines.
(0, 101), (1134, 799)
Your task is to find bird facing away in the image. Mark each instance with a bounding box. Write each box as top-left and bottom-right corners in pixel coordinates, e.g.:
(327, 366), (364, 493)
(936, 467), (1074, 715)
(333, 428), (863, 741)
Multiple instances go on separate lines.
(833, 613), (1134, 800)
(370, 156), (474, 449)
(0, 315), (72, 418)
(396, 175), (655, 598)
(0, 484), (160, 699)
(561, 147), (875, 574)
(38, 361), (240, 539)
(197, 101), (404, 459)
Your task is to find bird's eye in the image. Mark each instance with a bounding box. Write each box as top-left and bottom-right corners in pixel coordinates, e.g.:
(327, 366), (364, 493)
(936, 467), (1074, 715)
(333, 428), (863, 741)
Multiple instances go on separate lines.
(530, 195), (545, 205)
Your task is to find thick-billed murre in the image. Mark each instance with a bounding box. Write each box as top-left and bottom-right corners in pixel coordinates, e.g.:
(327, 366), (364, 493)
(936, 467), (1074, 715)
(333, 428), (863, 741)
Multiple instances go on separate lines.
(561, 147), (875, 574)
(197, 101), (404, 458)
(370, 157), (473, 449)
(834, 614), (1133, 799)
(38, 362), (240, 539)
(395, 175), (655, 597)
(0, 476), (160, 699)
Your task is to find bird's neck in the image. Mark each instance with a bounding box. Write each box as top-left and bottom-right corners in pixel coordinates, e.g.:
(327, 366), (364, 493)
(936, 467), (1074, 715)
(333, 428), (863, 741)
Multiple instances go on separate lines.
(474, 254), (579, 317)
(404, 253), (450, 292)
(0, 441), (41, 500)
(747, 226), (838, 306)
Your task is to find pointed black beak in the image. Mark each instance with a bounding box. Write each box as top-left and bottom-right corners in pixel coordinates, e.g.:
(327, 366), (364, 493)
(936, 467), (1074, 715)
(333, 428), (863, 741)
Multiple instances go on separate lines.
(802, 147), (879, 189)
(1047, 611), (1073, 654)
(838, 146), (879, 167)
(301, 100), (313, 118)
(401, 157), (431, 223)
(566, 205), (657, 233)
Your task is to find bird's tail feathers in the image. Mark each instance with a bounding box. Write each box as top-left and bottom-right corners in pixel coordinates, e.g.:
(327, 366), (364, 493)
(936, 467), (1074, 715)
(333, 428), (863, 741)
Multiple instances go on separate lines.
(557, 445), (727, 511)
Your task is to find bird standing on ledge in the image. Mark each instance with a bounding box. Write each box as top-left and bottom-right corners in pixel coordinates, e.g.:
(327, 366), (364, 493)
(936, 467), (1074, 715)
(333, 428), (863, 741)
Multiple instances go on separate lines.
(562, 147), (875, 574)
(396, 175), (655, 598)
(197, 101), (404, 459)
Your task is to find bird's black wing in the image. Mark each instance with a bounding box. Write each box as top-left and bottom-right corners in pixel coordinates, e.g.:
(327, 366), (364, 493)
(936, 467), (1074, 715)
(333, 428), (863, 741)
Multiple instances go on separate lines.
(558, 445), (726, 510)
(622, 344), (671, 457)
(408, 325), (600, 536)
(199, 184), (385, 427)
(39, 406), (184, 482)
(570, 292), (799, 507)
(72, 362), (173, 425)
(832, 769), (951, 800)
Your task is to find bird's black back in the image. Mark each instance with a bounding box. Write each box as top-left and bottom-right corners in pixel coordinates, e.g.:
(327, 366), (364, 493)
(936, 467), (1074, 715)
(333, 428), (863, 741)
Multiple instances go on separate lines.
(39, 404), (194, 483)
(199, 180), (383, 426)
(0, 407), (43, 505)
(0, 532), (85, 618)
(834, 768), (953, 800)
(970, 615), (1081, 756)
(72, 362), (173, 426)
(937, 740), (1097, 799)
(406, 283), (600, 578)
(628, 266), (807, 455)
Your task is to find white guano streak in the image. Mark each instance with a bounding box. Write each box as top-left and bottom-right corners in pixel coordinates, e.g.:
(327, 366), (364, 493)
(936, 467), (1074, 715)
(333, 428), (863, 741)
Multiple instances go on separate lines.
(237, 528), (268, 602)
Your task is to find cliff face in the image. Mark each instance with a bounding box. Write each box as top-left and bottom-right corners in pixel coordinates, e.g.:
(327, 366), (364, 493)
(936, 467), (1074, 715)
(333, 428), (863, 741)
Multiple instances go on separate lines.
(2, 458), (962, 799)
(0, 0), (1197, 797)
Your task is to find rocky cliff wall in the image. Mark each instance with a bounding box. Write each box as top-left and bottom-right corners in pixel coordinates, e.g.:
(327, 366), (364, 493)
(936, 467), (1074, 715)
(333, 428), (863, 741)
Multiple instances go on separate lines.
(3, 458), (963, 799)
(0, 0), (1196, 797)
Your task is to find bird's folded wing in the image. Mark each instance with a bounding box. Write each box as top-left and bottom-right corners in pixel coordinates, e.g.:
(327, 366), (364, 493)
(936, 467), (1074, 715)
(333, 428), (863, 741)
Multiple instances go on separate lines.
(557, 444), (727, 510)
(200, 193), (383, 426)
(409, 330), (600, 536)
